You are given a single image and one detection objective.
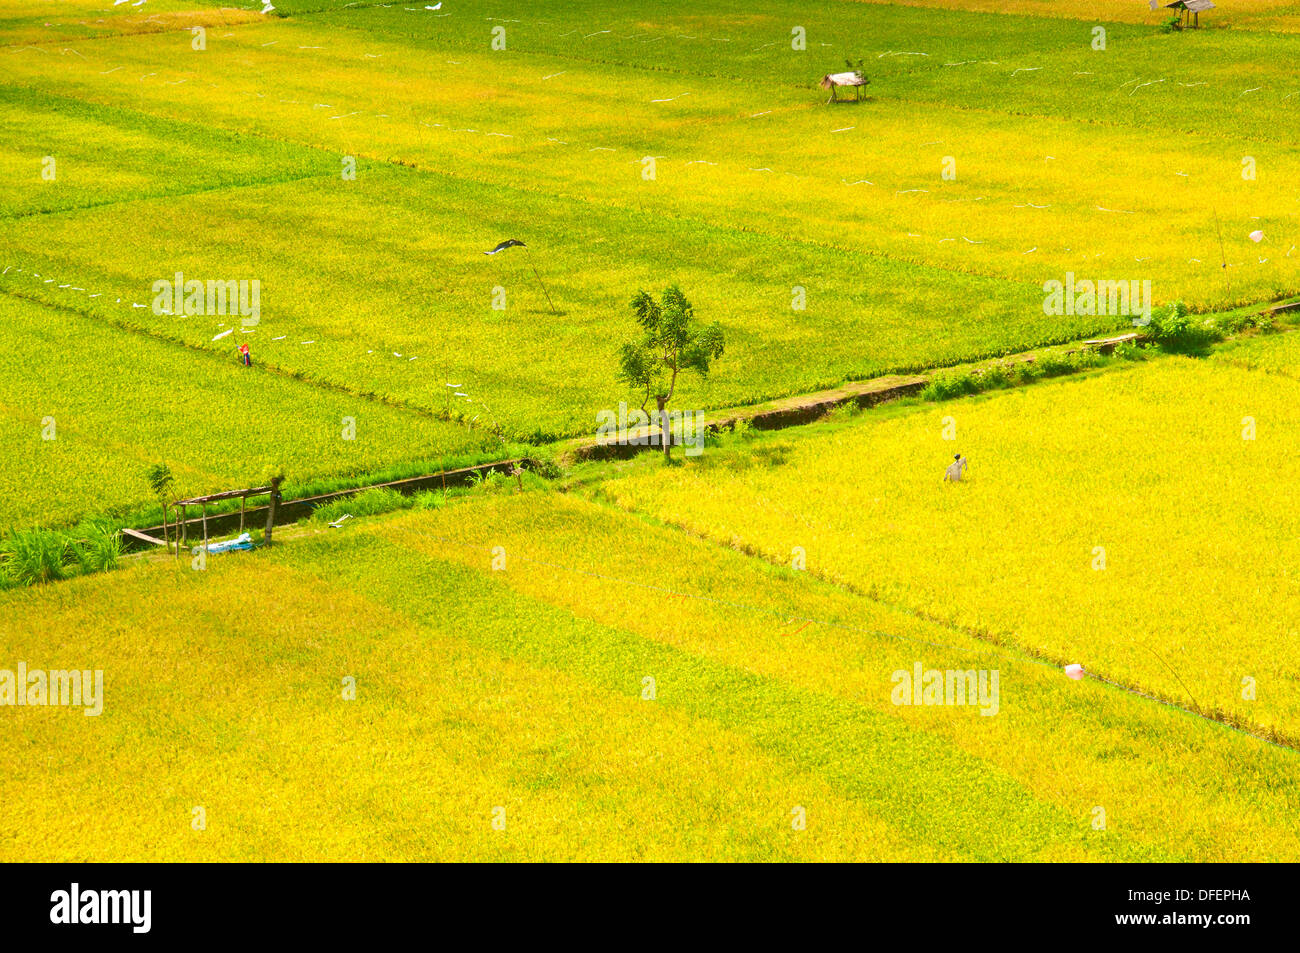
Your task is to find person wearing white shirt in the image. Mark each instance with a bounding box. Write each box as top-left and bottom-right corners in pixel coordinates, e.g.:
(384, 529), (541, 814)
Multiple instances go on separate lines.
(944, 454), (967, 482)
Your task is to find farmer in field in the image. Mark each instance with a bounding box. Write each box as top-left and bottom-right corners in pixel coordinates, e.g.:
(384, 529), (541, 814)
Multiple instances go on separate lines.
(944, 453), (967, 482)
(239, 343), (251, 367)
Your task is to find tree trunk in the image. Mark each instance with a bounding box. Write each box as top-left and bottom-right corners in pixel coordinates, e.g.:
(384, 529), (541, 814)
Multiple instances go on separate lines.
(657, 396), (671, 462)
(264, 476), (284, 547)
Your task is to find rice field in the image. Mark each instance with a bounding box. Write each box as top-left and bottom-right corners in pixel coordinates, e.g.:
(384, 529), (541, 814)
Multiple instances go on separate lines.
(0, 294), (496, 528)
(3, 0), (1299, 868)
(601, 356), (1300, 743)
(854, 0), (1300, 34)
(4, 1), (1300, 527)
(1212, 326), (1300, 380)
(0, 0), (258, 47)
(2, 491), (1296, 861)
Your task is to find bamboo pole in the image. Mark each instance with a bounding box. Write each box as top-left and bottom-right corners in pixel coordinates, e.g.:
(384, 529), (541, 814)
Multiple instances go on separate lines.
(525, 246), (557, 314)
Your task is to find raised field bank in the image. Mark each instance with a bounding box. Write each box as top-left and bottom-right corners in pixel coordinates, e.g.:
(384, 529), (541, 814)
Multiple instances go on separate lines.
(2, 0), (1298, 867)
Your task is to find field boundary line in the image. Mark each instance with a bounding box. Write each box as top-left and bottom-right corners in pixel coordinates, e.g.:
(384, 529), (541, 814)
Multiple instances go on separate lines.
(110, 345), (1152, 543)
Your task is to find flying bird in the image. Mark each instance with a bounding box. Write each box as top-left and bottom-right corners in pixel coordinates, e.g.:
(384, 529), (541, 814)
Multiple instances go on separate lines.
(261, 0), (274, 12)
(485, 239), (526, 255)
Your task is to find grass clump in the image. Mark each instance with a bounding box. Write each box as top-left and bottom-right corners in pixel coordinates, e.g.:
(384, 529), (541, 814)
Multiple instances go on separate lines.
(922, 350), (1115, 403)
(311, 487), (412, 524)
(0, 522), (122, 588)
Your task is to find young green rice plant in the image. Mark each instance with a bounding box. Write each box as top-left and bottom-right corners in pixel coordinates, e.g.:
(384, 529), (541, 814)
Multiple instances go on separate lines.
(0, 297), (489, 532)
(70, 520), (123, 576)
(977, 365), (1012, 390)
(1111, 340), (1145, 361)
(0, 528), (73, 586)
(311, 487), (411, 524)
(411, 490), (447, 511)
(921, 372), (980, 402)
(1011, 361), (1043, 385)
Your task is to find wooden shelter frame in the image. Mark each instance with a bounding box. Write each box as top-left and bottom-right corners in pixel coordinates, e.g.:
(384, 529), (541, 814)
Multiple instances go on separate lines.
(172, 475), (284, 555)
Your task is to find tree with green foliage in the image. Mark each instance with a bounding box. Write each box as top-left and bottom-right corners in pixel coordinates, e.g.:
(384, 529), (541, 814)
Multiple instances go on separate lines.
(145, 463), (175, 553)
(619, 286), (724, 461)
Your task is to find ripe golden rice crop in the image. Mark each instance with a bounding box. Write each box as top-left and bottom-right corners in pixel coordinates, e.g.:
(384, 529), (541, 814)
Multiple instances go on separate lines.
(603, 357), (1300, 743)
(2, 491), (1297, 860)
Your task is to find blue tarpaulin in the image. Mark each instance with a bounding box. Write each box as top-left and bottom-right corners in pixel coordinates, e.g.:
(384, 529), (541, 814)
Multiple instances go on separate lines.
(192, 532), (254, 555)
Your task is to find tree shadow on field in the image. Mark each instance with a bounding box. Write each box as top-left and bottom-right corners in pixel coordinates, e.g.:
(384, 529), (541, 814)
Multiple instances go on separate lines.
(1156, 339), (1216, 358)
(1151, 328), (1221, 358)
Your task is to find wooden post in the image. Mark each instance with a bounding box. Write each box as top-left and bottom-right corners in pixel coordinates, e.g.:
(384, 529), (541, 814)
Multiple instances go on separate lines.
(181, 504), (187, 552)
(240, 496), (246, 533)
(202, 504), (209, 554)
(264, 475), (284, 547)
